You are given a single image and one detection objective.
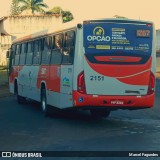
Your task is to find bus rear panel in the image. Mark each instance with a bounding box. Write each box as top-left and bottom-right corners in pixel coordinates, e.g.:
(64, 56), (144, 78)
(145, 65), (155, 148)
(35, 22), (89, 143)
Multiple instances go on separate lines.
(73, 19), (156, 109)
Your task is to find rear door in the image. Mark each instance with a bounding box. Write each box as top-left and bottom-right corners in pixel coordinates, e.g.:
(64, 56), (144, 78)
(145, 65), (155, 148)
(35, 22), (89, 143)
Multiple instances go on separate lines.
(83, 20), (153, 96)
(60, 31), (75, 95)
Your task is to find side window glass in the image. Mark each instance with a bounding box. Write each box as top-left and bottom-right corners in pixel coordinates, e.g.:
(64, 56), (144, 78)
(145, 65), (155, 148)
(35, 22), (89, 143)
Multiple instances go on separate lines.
(55, 34), (63, 49)
(15, 44), (21, 65)
(64, 31), (75, 47)
(19, 43), (27, 65)
(28, 42), (33, 53)
(50, 34), (63, 64)
(44, 37), (51, 51)
(11, 45), (16, 65)
(26, 41), (34, 65)
(51, 36), (55, 49)
(33, 39), (41, 65)
(16, 44), (21, 55)
(41, 37), (51, 65)
(62, 31), (75, 64)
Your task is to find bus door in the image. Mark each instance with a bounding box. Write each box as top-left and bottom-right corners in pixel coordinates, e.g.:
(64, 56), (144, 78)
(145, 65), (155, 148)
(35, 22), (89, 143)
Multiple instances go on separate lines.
(60, 31), (75, 95)
(60, 62), (74, 108)
(83, 20), (154, 97)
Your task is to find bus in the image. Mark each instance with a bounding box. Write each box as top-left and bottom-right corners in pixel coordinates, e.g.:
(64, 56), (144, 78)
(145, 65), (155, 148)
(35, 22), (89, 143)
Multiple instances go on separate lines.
(8, 18), (156, 118)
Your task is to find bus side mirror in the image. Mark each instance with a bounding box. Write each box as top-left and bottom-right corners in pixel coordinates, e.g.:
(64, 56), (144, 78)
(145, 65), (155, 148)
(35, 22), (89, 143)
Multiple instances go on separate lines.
(6, 50), (10, 58)
(77, 24), (82, 29)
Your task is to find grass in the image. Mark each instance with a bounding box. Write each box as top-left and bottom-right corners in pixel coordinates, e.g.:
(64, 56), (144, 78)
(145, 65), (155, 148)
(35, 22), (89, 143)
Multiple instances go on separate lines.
(0, 69), (11, 98)
(0, 69), (8, 86)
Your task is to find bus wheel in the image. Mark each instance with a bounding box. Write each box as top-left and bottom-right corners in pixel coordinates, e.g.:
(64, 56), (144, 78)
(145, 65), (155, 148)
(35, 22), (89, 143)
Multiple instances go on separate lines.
(41, 88), (49, 116)
(17, 94), (26, 104)
(15, 83), (25, 104)
(90, 109), (110, 119)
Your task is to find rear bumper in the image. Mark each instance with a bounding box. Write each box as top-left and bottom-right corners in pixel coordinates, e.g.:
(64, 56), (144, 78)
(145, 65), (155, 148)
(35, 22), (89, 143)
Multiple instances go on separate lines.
(73, 91), (155, 109)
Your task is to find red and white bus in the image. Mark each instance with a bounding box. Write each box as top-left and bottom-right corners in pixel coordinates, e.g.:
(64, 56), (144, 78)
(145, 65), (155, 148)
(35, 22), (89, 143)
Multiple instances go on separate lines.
(9, 19), (156, 118)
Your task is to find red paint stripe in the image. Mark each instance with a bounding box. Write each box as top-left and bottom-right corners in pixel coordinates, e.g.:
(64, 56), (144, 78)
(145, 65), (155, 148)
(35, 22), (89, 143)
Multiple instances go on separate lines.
(85, 56), (152, 77)
(117, 70), (150, 85)
(49, 65), (61, 92)
(9, 66), (23, 84)
(94, 56), (142, 62)
(37, 65), (61, 93)
(85, 56), (152, 85)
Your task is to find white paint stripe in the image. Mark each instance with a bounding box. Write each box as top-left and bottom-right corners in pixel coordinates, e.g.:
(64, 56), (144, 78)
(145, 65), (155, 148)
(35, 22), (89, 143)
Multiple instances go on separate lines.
(115, 69), (150, 79)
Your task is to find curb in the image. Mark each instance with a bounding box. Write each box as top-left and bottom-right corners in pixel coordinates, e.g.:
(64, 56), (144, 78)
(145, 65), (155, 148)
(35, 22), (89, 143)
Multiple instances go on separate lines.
(0, 84), (13, 98)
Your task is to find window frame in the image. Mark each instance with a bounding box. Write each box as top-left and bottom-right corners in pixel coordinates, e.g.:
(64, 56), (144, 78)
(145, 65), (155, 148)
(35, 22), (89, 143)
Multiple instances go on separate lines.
(33, 39), (42, 65)
(19, 43), (27, 65)
(14, 44), (21, 66)
(50, 33), (64, 65)
(25, 41), (34, 65)
(62, 30), (75, 65)
(41, 36), (52, 65)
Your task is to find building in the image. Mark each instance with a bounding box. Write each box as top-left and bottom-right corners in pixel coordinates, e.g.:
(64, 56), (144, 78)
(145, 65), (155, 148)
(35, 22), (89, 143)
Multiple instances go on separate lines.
(0, 14), (62, 66)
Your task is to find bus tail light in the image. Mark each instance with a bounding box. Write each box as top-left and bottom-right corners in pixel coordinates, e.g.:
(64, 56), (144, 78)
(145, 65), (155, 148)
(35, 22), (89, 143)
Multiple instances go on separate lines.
(77, 71), (86, 94)
(146, 23), (152, 27)
(147, 71), (155, 95)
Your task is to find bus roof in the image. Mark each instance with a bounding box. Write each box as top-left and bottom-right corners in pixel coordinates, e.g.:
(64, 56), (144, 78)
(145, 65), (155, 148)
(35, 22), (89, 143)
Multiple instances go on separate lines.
(83, 18), (153, 24)
(12, 18), (154, 44)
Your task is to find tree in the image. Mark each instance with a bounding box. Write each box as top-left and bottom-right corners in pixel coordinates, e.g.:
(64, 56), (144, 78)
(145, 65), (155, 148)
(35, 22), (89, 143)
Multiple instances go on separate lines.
(62, 10), (74, 23)
(18, 0), (48, 14)
(46, 6), (62, 14)
(10, 0), (22, 15)
(46, 6), (74, 23)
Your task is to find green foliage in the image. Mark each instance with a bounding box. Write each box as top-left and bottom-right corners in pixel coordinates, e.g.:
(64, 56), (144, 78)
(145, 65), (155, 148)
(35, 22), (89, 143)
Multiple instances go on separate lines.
(46, 6), (62, 14)
(10, 0), (22, 15)
(18, 0), (48, 14)
(62, 10), (74, 23)
(10, 1), (74, 22)
(46, 6), (74, 23)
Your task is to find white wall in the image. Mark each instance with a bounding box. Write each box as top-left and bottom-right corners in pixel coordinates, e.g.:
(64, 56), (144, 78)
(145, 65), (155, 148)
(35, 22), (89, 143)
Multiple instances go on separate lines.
(0, 15), (63, 66)
(6, 15), (62, 38)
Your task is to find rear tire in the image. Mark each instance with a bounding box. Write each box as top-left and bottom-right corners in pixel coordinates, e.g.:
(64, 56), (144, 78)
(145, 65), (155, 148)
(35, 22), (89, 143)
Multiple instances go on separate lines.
(90, 109), (110, 119)
(17, 94), (26, 104)
(15, 82), (25, 104)
(41, 88), (50, 116)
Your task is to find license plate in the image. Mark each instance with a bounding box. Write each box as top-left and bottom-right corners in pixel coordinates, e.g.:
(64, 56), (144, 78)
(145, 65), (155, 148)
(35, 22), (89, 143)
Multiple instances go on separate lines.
(110, 100), (124, 105)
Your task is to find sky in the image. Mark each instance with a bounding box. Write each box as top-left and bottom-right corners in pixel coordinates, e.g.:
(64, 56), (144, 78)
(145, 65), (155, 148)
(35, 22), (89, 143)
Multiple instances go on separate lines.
(0, 0), (159, 29)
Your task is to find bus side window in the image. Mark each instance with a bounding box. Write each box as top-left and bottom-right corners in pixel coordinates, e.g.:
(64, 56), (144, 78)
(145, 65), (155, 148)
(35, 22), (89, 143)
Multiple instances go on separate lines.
(14, 44), (21, 66)
(41, 37), (51, 65)
(19, 43), (27, 65)
(51, 36), (55, 49)
(33, 39), (41, 65)
(11, 44), (16, 66)
(50, 34), (63, 64)
(62, 31), (75, 64)
(26, 41), (34, 65)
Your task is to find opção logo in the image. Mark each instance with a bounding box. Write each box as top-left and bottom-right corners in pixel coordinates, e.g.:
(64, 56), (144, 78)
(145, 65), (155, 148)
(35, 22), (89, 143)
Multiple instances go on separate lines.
(93, 26), (105, 36)
(87, 26), (111, 42)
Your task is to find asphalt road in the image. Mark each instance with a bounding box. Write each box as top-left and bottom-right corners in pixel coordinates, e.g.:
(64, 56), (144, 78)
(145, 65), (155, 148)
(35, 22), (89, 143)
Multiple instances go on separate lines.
(0, 80), (160, 160)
